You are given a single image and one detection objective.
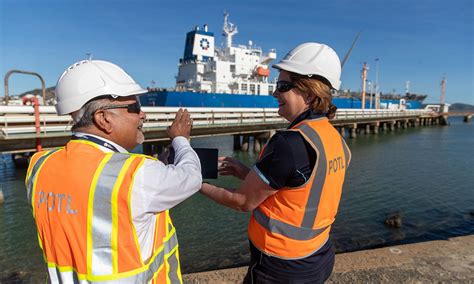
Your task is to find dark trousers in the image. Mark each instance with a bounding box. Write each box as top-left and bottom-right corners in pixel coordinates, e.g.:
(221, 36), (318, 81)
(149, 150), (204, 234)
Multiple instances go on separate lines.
(243, 241), (335, 284)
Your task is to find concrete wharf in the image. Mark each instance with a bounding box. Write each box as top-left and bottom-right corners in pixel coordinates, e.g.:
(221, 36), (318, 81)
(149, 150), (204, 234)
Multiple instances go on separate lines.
(447, 111), (473, 122)
(182, 235), (474, 283)
(0, 106), (444, 154)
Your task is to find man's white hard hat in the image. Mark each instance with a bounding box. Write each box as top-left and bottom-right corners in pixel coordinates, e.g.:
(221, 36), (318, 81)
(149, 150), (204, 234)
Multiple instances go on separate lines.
(272, 42), (342, 90)
(55, 60), (148, 115)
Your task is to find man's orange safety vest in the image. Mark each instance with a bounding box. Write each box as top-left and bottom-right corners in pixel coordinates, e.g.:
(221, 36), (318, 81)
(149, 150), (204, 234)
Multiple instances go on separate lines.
(25, 140), (182, 283)
(248, 117), (351, 259)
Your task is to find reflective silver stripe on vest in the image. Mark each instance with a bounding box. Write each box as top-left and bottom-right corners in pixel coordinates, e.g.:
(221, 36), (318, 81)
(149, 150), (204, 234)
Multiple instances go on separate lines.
(47, 266), (80, 284)
(253, 208), (330, 241)
(27, 149), (61, 206)
(298, 124), (327, 228)
(48, 231), (177, 283)
(167, 250), (180, 284)
(91, 154), (129, 276)
(123, 230), (179, 283)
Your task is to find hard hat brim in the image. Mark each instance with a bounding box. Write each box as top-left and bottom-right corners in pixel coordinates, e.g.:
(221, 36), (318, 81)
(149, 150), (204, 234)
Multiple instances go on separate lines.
(55, 87), (149, 116)
(272, 62), (341, 90)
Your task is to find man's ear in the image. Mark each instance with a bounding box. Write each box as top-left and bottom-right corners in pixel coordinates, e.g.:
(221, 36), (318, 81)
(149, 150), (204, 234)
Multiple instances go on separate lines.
(93, 110), (114, 134)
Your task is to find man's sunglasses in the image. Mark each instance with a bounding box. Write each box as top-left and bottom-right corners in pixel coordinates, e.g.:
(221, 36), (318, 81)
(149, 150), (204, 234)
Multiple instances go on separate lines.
(101, 101), (142, 114)
(276, 80), (296, 93)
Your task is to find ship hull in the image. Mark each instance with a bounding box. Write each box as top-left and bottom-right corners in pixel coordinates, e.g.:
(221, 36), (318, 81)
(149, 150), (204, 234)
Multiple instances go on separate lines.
(140, 91), (424, 109)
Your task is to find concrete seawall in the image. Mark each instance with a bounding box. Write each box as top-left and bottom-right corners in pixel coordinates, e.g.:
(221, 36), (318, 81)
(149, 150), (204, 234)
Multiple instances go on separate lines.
(183, 235), (474, 283)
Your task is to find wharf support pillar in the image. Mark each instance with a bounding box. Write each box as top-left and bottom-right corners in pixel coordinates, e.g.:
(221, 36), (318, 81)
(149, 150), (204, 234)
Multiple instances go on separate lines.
(143, 141), (170, 160)
(372, 122), (379, 134)
(439, 115), (449, 126)
(234, 132), (271, 153)
(254, 132), (271, 153)
(339, 127), (345, 138)
(233, 135), (241, 150)
(241, 135), (250, 152)
(365, 124), (371, 135)
(350, 124), (357, 139)
(401, 120), (407, 129)
(390, 122), (396, 132)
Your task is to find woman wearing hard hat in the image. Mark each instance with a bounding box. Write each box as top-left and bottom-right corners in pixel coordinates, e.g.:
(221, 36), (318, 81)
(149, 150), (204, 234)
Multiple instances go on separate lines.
(201, 42), (352, 283)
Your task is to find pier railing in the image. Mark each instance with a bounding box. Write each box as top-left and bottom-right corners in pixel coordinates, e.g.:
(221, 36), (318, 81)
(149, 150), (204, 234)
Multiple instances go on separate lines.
(1, 106), (439, 153)
(0, 106), (433, 138)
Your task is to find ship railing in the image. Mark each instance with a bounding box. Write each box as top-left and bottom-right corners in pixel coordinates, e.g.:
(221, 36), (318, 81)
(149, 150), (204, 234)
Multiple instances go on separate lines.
(232, 44), (263, 52)
(1, 106), (433, 137)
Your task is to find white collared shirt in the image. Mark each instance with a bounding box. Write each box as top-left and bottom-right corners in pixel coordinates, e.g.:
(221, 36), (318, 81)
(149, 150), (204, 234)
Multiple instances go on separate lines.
(73, 132), (202, 261)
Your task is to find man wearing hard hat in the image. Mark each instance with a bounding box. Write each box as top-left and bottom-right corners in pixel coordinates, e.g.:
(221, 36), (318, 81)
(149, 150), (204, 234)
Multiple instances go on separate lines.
(25, 60), (202, 283)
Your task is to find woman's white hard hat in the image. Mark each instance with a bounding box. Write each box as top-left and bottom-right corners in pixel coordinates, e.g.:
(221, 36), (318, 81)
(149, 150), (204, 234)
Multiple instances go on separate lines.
(55, 60), (148, 115)
(272, 42), (342, 90)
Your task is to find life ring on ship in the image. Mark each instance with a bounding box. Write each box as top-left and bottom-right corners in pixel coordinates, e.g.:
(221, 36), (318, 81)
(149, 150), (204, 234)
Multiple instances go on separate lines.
(256, 67), (270, 77)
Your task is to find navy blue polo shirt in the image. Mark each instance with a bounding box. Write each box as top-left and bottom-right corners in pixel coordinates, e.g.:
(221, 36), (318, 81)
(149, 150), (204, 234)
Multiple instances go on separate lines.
(255, 108), (322, 189)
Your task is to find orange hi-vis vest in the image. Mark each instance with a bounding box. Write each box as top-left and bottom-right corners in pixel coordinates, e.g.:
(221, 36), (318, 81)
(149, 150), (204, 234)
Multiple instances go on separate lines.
(25, 140), (182, 283)
(248, 117), (351, 259)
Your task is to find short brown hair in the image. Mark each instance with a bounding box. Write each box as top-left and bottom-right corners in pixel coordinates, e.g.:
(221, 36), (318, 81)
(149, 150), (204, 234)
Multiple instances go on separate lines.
(289, 73), (337, 118)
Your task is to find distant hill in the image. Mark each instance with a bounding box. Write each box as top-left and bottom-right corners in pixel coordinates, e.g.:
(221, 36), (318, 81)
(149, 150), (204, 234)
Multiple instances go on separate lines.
(450, 103), (474, 112)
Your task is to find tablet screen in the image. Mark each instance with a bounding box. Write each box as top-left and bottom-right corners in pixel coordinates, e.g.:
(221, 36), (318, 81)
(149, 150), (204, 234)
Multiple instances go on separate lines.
(193, 148), (218, 179)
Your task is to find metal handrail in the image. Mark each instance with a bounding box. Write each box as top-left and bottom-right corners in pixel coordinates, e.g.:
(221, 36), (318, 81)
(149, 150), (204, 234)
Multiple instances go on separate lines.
(4, 70), (47, 105)
(1, 106), (434, 137)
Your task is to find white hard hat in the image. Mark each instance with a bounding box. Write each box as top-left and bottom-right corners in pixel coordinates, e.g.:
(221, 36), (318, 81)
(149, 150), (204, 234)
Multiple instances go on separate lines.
(55, 60), (148, 115)
(272, 42), (342, 90)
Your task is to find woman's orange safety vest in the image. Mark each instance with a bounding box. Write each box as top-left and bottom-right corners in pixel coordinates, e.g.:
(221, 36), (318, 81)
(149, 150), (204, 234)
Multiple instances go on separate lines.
(248, 117), (351, 259)
(25, 140), (182, 283)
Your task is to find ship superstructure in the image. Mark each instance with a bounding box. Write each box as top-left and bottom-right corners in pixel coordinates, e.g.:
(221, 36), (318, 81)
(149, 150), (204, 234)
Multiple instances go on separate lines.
(176, 12), (277, 95)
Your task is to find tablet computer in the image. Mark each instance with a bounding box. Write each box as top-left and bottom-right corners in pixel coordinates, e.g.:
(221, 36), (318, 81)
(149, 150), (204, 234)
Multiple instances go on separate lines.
(166, 147), (218, 179)
(193, 148), (218, 179)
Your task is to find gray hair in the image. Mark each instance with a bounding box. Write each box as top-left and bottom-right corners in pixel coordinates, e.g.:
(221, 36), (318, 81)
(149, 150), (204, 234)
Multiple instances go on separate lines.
(71, 97), (116, 132)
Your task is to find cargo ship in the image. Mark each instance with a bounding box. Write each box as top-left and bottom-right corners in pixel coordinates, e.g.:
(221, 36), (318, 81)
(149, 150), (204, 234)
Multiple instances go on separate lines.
(140, 12), (424, 110)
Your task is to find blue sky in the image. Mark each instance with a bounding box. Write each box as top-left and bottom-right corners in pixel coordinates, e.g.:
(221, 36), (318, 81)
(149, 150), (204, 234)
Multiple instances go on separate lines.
(1, 0), (472, 104)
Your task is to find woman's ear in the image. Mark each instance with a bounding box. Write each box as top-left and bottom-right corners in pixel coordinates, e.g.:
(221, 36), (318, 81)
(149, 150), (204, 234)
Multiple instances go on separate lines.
(293, 87), (310, 104)
(93, 110), (114, 134)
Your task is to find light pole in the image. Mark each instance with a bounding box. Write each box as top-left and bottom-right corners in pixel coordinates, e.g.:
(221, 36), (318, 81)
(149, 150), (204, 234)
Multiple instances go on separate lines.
(375, 58), (380, 109)
(367, 80), (373, 109)
(361, 62), (369, 110)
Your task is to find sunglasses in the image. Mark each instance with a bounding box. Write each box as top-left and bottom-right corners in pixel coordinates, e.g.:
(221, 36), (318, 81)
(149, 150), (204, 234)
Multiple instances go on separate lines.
(276, 80), (296, 93)
(101, 101), (142, 114)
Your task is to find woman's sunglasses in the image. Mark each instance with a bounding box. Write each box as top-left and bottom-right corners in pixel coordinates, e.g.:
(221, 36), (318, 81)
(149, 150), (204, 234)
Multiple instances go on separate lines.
(101, 101), (142, 114)
(276, 80), (296, 93)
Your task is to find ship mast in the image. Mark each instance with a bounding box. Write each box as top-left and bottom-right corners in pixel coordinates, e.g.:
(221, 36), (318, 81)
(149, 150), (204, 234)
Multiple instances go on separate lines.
(222, 11), (238, 48)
